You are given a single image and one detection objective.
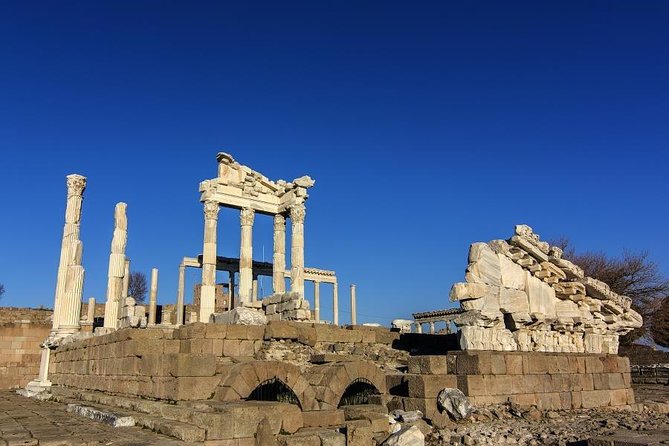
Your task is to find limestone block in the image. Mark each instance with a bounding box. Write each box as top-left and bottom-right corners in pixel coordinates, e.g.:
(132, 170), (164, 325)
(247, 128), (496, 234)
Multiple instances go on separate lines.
(465, 243), (502, 286)
(406, 355), (451, 375)
(526, 271), (556, 319)
(210, 307), (267, 325)
(449, 282), (492, 302)
(108, 253), (126, 278)
(555, 300), (581, 319)
(508, 235), (549, 262)
(499, 288), (529, 315)
(499, 254), (526, 290)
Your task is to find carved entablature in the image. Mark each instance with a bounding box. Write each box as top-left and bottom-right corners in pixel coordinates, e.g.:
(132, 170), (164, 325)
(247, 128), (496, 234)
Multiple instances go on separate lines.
(200, 152), (315, 215)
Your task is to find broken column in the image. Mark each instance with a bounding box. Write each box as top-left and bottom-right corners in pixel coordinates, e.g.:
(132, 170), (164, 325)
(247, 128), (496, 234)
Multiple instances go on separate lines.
(200, 200), (219, 322)
(51, 174), (87, 336)
(148, 268), (158, 326)
(103, 202), (127, 329)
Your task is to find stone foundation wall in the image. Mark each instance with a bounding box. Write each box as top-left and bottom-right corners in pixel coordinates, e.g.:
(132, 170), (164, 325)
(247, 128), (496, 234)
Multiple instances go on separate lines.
(388, 351), (634, 428)
(0, 321), (50, 388)
(0, 307), (52, 324)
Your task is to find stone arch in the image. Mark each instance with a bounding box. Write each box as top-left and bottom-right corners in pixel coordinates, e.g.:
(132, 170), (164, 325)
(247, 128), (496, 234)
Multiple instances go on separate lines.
(307, 360), (387, 410)
(214, 360), (318, 410)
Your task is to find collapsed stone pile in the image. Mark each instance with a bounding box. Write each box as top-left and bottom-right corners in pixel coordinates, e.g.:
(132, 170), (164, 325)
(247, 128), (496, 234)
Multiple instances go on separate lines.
(450, 225), (643, 353)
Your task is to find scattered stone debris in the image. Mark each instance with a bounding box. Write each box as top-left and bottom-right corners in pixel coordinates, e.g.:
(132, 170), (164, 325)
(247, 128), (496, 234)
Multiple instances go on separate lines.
(437, 388), (472, 421)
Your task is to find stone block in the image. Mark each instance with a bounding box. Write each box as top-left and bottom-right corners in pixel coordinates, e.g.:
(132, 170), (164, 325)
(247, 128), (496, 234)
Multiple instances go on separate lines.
(405, 374), (457, 398)
(302, 410), (345, 428)
(585, 356), (604, 374)
(264, 321), (299, 340)
(407, 355), (449, 375)
(581, 389), (611, 408)
(176, 376), (220, 400)
(505, 353), (523, 374)
(169, 354), (216, 377)
(465, 242), (502, 286)
(456, 375), (486, 396)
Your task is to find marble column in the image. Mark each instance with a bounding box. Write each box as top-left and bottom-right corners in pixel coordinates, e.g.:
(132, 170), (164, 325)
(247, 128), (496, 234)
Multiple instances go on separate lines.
(350, 284), (357, 325)
(290, 204), (306, 297)
(176, 264), (185, 326)
(333, 283), (339, 326)
(86, 297), (96, 323)
(239, 207), (255, 305)
(314, 281), (320, 322)
(429, 322), (435, 334)
(52, 174), (87, 336)
(200, 200), (219, 323)
(272, 214), (286, 294)
(252, 277), (258, 302)
(415, 323), (423, 334)
(116, 259), (130, 325)
(148, 268), (158, 326)
(103, 202), (127, 329)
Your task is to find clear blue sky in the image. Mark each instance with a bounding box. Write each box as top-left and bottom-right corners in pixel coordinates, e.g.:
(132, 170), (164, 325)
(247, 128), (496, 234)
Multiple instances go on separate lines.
(1, 1), (667, 325)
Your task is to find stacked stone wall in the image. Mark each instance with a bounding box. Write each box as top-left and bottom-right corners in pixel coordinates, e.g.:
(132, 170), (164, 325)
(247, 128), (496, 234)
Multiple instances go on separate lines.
(0, 321), (50, 388)
(0, 307), (52, 324)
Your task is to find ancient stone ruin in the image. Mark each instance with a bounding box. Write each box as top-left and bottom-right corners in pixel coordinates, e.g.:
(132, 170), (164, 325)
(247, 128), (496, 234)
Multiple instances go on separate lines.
(450, 225), (643, 354)
(11, 153), (650, 445)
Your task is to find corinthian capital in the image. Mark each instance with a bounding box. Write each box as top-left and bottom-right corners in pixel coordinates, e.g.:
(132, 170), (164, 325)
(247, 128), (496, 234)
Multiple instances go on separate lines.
(290, 204), (306, 223)
(66, 174), (87, 197)
(274, 213), (286, 231)
(203, 201), (219, 220)
(240, 207), (255, 226)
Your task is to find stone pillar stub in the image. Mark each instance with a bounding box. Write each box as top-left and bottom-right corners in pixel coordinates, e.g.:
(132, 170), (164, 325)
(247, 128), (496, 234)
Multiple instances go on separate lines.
(290, 204), (306, 297)
(273, 214), (286, 294)
(148, 268), (158, 326)
(238, 207), (254, 305)
(350, 284), (357, 326)
(200, 200), (219, 322)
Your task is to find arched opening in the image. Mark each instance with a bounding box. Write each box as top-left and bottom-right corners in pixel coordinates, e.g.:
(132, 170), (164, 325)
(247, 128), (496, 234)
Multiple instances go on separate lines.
(338, 378), (380, 407)
(247, 378), (302, 409)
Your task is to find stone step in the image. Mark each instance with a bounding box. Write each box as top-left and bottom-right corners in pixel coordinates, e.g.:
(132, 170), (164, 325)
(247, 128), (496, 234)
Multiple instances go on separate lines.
(66, 403), (136, 427)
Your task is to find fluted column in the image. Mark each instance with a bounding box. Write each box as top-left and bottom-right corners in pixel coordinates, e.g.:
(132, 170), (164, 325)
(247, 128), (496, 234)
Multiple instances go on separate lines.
(148, 268), (158, 326)
(314, 281), (320, 322)
(290, 204), (306, 297)
(200, 200), (219, 323)
(86, 297), (96, 323)
(103, 203), (127, 329)
(238, 207), (255, 305)
(350, 284), (357, 325)
(176, 264), (185, 326)
(52, 174), (87, 336)
(333, 283), (339, 326)
(272, 214), (286, 294)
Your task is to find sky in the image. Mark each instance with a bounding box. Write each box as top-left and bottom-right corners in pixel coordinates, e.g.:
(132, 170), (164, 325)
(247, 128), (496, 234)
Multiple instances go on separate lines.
(0, 1), (668, 326)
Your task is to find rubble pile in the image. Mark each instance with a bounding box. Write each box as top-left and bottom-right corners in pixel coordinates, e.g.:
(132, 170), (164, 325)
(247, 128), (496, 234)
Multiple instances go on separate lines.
(450, 225), (643, 353)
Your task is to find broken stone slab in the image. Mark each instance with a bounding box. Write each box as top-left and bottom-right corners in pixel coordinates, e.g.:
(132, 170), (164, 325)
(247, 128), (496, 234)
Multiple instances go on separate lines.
(210, 307), (267, 325)
(465, 243), (502, 287)
(67, 404), (135, 427)
(437, 388), (471, 420)
(390, 410), (423, 423)
(498, 254), (526, 290)
(508, 235), (549, 263)
(449, 282), (492, 302)
(382, 424), (425, 446)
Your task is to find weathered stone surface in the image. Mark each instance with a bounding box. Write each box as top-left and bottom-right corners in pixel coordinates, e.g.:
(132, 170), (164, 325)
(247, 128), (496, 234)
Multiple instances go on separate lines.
(437, 388), (471, 420)
(382, 424), (424, 446)
(210, 307), (268, 325)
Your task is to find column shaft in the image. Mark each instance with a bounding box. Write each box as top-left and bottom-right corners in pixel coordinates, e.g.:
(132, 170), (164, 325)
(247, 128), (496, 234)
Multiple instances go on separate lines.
(350, 284), (357, 325)
(86, 297), (96, 323)
(290, 204), (306, 297)
(148, 268), (158, 326)
(238, 207), (254, 305)
(272, 214), (286, 294)
(252, 278), (258, 302)
(429, 322), (435, 334)
(200, 201), (219, 322)
(104, 203), (127, 329)
(314, 281), (320, 322)
(176, 264), (185, 326)
(333, 283), (339, 326)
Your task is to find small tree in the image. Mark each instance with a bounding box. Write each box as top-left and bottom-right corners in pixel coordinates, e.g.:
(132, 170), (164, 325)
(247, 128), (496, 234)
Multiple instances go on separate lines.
(652, 297), (669, 348)
(552, 238), (669, 345)
(0, 283), (4, 300)
(127, 271), (148, 303)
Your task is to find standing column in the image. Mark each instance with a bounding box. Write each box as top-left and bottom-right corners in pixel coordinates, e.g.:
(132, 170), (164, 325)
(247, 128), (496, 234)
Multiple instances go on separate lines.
(148, 268), (158, 326)
(415, 323), (423, 334)
(176, 264), (185, 326)
(252, 277), (258, 302)
(86, 297), (96, 324)
(429, 322), (435, 334)
(272, 214), (286, 294)
(103, 203), (127, 329)
(116, 259), (130, 325)
(52, 174), (87, 336)
(290, 204), (306, 297)
(350, 284), (357, 325)
(230, 272), (236, 308)
(333, 283), (339, 326)
(200, 200), (219, 323)
(314, 281), (321, 322)
(239, 207), (255, 305)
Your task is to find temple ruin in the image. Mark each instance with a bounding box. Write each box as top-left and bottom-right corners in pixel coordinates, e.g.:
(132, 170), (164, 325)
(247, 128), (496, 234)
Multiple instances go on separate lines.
(14, 153), (645, 445)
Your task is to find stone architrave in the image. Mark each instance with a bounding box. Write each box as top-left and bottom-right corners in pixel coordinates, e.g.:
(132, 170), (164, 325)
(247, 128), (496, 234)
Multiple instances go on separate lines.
(51, 174), (87, 336)
(272, 214), (286, 294)
(200, 200), (219, 322)
(238, 207), (255, 305)
(290, 204), (306, 297)
(148, 268), (158, 326)
(103, 203), (127, 329)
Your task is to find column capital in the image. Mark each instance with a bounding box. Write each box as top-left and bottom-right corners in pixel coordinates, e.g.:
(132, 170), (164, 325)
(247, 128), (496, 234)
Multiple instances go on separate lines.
(290, 203), (306, 223)
(240, 207), (255, 226)
(274, 213), (286, 229)
(66, 174), (87, 197)
(203, 201), (219, 220)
